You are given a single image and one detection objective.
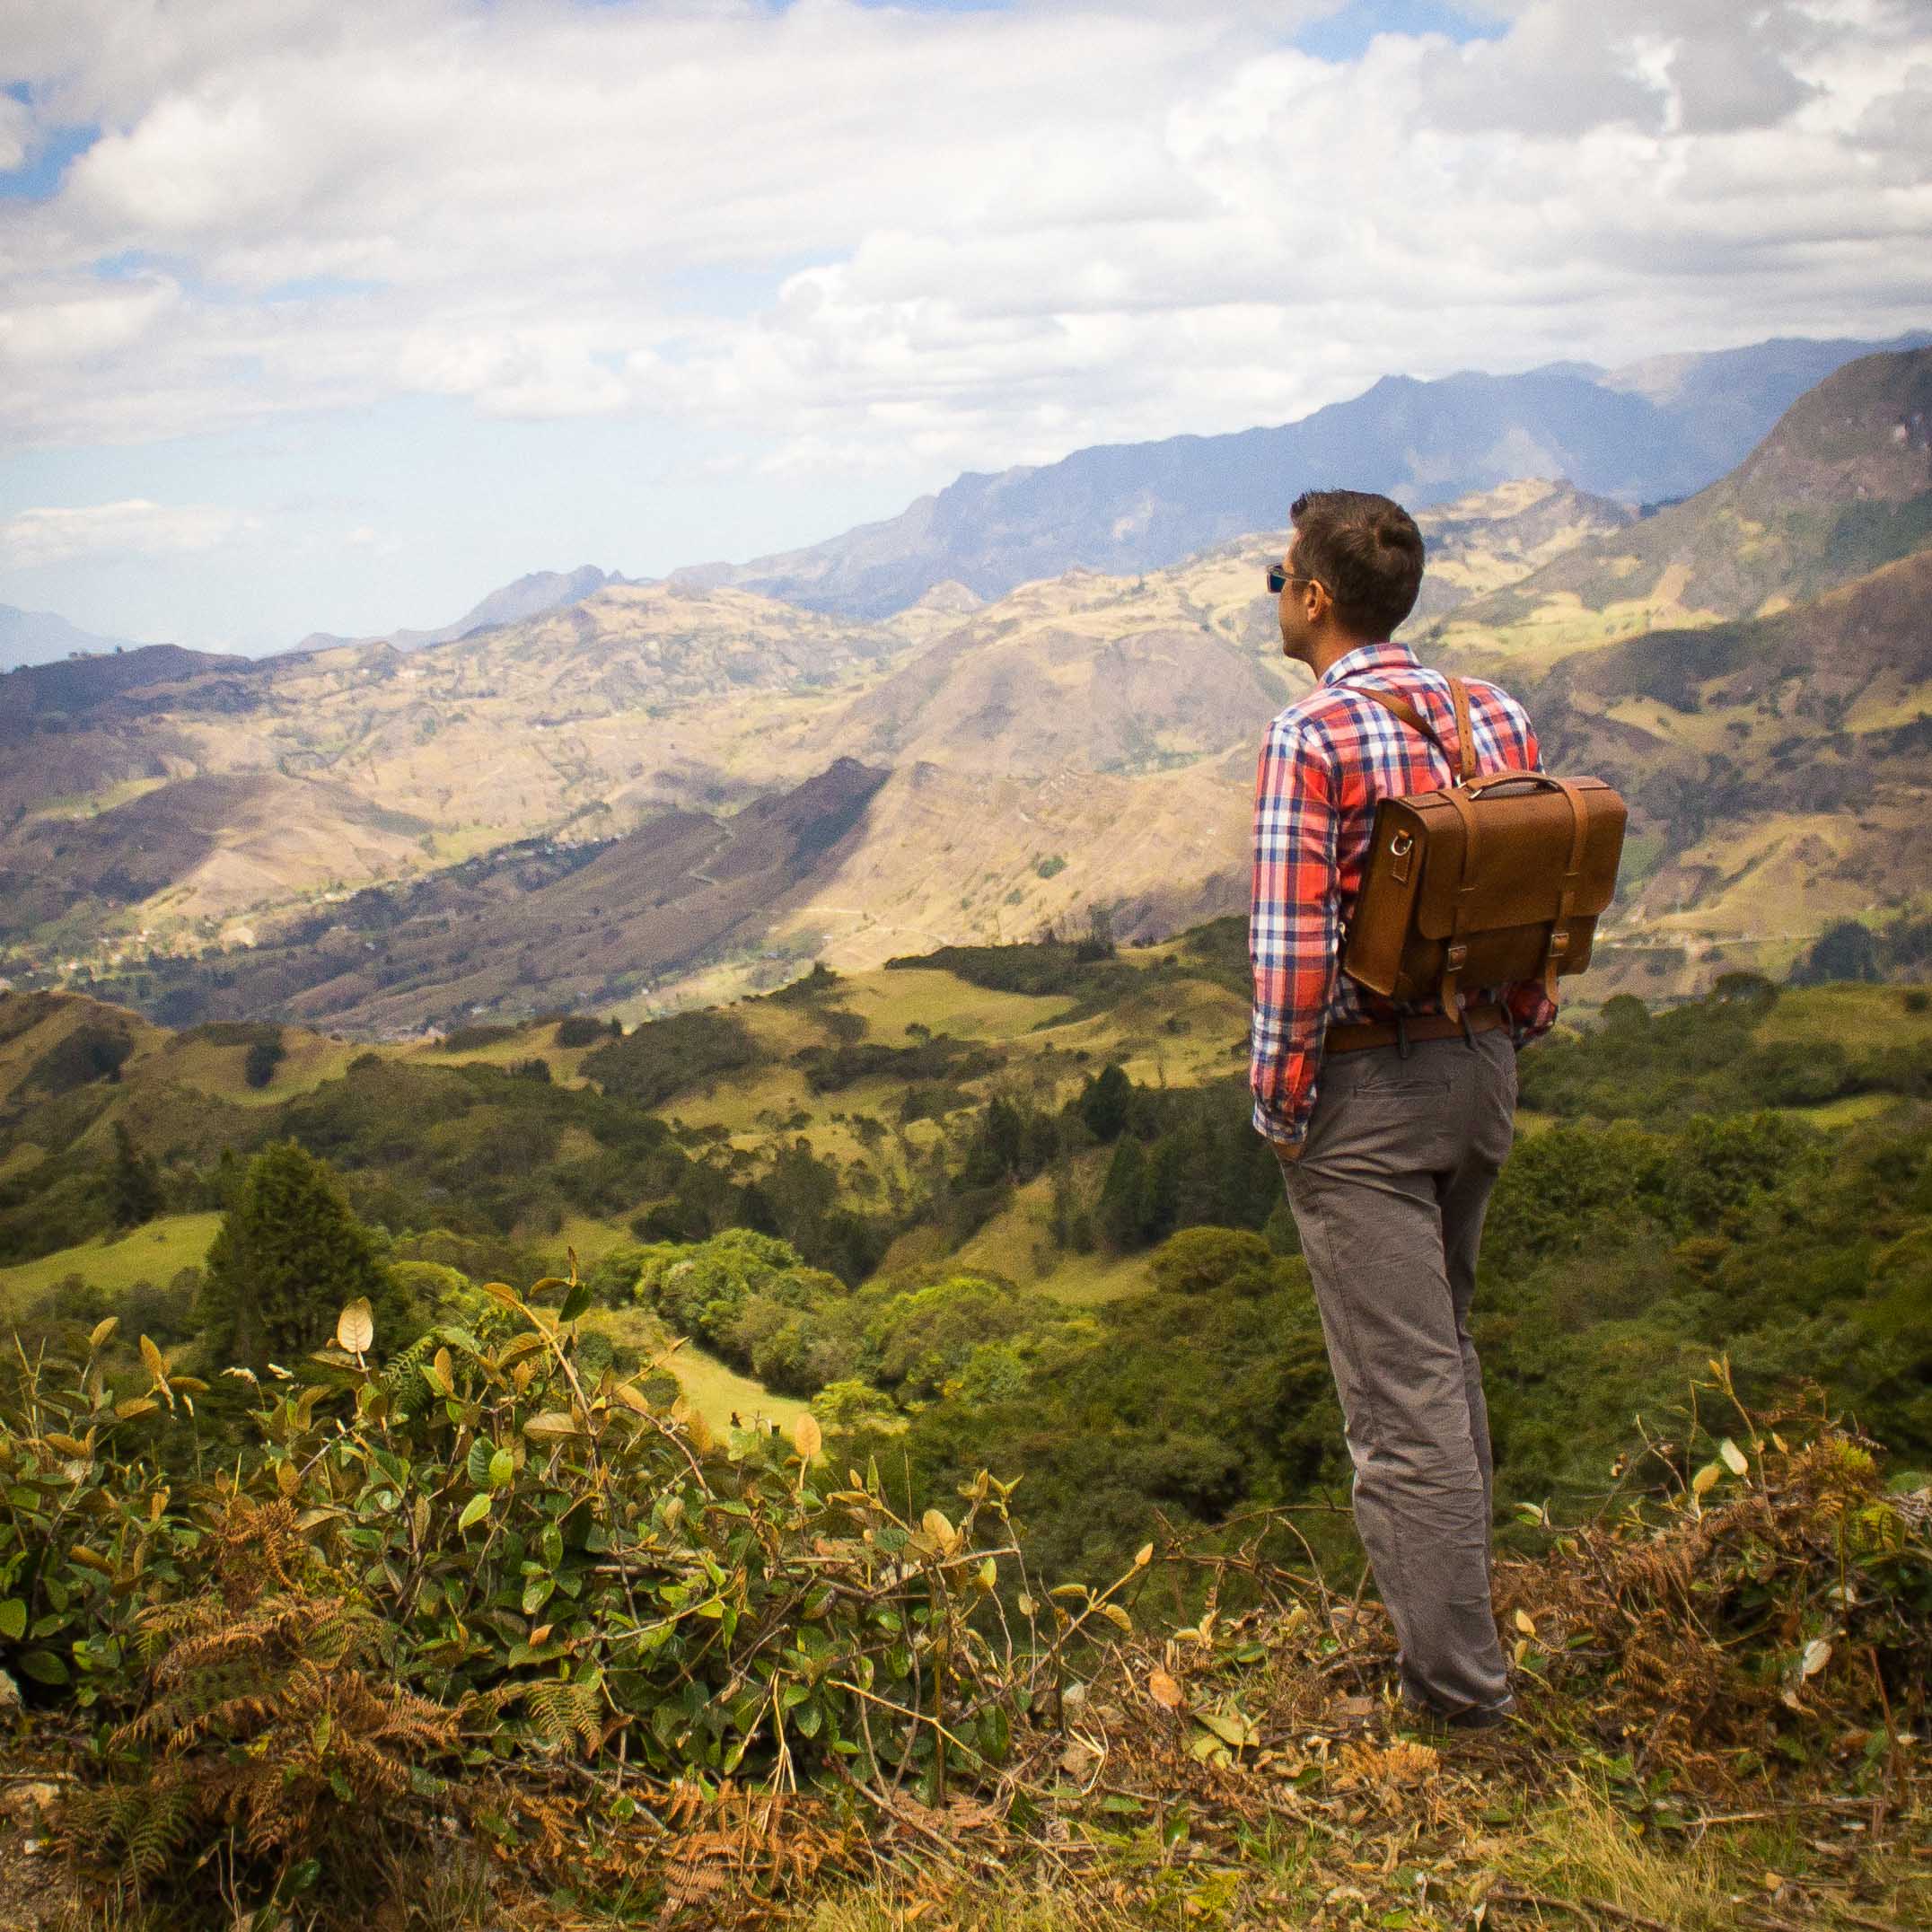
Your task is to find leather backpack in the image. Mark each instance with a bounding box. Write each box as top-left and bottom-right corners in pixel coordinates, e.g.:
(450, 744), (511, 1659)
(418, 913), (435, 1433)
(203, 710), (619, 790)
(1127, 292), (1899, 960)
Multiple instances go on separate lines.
(1340, 676), (1627, 1022)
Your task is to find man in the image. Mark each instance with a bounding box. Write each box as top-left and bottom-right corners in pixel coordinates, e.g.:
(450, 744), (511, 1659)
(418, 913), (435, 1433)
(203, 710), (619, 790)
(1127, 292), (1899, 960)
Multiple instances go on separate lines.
(1250, 487), (1553, 1730)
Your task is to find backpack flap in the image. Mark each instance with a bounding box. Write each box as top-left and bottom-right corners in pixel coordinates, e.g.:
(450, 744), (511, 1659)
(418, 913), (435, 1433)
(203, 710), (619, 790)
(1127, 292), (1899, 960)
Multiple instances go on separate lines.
(1406, 775), (1628, 1008)
(1411, 777), (1624, 939)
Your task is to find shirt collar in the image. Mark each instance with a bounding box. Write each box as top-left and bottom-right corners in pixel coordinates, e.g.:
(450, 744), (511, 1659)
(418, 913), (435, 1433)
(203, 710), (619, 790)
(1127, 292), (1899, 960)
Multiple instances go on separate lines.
(1321, 641), (1420, 688)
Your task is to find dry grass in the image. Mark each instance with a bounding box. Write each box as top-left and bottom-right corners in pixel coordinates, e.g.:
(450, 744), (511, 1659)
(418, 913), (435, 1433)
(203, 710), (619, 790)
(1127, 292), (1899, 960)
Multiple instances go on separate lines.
(1505, 1781), (1730, 1929)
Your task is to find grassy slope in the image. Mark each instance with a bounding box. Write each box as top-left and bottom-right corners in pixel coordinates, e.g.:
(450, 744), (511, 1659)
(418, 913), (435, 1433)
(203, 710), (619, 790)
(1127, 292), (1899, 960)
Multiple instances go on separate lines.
(1755, 981), (1932, 1052)
(0, 1211), (221, 1313)
(586, 1304), (812, 1435)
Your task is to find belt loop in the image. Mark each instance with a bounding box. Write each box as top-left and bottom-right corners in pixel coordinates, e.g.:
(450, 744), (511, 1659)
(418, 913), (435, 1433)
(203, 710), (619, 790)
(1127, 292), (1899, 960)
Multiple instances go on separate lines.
(1460, 1006), (1478, 1049)
(1396, 1012), (1412, 1061)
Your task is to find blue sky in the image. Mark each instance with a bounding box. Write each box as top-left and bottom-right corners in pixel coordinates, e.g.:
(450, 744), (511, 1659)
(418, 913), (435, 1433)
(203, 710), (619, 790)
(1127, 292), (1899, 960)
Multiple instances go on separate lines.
(1, 0), (1927, 653)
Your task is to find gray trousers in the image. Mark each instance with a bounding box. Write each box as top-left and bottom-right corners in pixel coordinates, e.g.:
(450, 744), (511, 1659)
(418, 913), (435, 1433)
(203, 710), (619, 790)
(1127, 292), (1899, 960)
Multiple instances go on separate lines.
(1280, 1028), (1517, 1717)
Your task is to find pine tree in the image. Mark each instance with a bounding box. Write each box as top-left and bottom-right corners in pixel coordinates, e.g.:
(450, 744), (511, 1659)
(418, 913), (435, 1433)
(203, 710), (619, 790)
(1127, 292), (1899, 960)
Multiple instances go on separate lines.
(1079, 1064), (1133, 1144)
(1096, 1135), (1147, 1250)
(198, 1141), (400, 1369)
(107, 1121), (162, 1229)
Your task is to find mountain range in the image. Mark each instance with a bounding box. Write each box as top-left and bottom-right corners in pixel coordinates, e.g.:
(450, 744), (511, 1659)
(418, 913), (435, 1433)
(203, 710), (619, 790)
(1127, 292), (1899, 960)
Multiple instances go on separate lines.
(672, 332), (1928, 619)
(1, 341), (1927, 1035)
(4, 331), (1916, 676)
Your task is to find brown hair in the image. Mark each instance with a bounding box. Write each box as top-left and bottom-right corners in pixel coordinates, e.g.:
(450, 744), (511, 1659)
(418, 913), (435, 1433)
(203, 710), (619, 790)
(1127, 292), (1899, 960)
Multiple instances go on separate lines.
(1289, 489), (1426, 640)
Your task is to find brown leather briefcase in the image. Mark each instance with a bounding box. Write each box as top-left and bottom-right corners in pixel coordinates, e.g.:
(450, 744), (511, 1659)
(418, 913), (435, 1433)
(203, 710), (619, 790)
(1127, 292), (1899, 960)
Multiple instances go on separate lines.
(1341, 677), (1627, 1021)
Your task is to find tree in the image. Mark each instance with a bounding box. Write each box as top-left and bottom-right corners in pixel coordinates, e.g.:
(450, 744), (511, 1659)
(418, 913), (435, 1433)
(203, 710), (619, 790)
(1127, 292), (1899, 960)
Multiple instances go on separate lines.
(198, 1140), (400, 1370)
(1096, 1136), (1148, 1250)
(959, 1096), (1025, 1188)
(107, 1121), (162, 1230)
(243, 1031), (285, 1089)
(1792, 921), (1881, 986)
(1076, 903), (1116, 962)
(1079, 1064), (1133, 1143)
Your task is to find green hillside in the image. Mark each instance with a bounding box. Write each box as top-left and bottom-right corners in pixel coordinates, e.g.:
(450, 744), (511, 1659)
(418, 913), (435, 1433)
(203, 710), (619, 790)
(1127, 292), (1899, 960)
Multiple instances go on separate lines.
(1, 923), (1928, 1928)
(4, 926), (1928, 1541)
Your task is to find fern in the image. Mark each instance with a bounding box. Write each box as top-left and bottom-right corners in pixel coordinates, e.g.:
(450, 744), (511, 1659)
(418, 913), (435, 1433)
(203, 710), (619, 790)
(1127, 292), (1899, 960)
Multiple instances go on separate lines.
(60, 1494), (459, 1893)
(505, 1676), (607, 1754)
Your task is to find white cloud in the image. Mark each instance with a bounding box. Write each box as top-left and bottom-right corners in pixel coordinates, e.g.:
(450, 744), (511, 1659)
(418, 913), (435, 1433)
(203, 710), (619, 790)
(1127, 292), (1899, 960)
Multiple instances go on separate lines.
(0, 0), (1924, 475)
(0, 498), (254, 566)
(0, 92), (31, 172)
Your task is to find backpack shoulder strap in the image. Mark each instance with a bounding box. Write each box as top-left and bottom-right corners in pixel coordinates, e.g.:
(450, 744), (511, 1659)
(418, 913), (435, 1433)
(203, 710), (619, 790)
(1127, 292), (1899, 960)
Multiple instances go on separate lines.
(1350, 678), (1477, 783)
(1447, 675), (1477, 784)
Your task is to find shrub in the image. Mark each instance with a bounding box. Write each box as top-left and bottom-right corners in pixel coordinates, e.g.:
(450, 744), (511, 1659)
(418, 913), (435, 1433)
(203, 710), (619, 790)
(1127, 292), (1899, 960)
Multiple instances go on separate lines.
(439, 1023), (518, 1050)
(1148, 1227), (1278, 1297)
(5, 1283), (1071, 1914)
(22, 1022), (133, 1095)
(810, 1377), (898, 1429)
(794, 1035), (997, 1096)
(584, 1009), (763, 1106)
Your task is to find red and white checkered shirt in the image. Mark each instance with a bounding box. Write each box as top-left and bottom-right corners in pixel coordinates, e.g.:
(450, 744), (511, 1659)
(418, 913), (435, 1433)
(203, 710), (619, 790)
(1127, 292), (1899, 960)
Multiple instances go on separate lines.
(1250, 640), (1557, 1147)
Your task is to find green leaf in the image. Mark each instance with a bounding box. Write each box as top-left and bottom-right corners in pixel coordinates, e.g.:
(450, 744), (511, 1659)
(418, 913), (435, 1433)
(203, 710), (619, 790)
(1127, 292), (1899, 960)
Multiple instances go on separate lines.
(0, 1599), (24, 1641)
(19, 1648), (69, 1685)
(277, 1857), (322, 1901)
(458, 1494), (493, 1532)
(540, 1524), (564, 1570)
(978, 1704), (1011, 1763)
(559, 1280), (593, 1324)
(489, 1449), (515, 1490)
(465, 1439), (496, 1488)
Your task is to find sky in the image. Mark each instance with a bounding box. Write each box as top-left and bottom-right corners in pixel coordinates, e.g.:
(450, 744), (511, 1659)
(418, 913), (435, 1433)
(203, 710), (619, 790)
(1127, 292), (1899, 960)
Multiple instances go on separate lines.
(0, 0), (1928, 654)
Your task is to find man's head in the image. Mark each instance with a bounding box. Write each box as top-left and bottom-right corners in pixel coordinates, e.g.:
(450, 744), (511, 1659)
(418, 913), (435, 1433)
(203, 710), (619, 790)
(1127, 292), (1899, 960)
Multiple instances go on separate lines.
(1274, 489), (1426, 672)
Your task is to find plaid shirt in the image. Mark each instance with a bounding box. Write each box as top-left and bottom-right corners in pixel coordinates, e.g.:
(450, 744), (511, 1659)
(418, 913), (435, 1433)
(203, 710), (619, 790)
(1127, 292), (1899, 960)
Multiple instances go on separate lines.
(1250, 641), (1557, 1146)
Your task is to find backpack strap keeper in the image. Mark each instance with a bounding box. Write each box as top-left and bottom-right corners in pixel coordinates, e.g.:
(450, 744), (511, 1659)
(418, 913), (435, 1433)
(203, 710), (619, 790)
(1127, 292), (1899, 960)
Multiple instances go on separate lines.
(1541, 777), (1593, 999)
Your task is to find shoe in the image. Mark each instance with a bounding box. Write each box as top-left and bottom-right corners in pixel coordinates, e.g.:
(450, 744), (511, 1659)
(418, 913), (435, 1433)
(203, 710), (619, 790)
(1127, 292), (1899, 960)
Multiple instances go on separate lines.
(1398, 1695), (1514, 1735)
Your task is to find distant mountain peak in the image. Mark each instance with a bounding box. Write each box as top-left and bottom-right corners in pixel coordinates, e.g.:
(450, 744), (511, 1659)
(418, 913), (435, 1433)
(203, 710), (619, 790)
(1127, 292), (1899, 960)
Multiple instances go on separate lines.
(1428, 344), (1932, 663)
(0, 603), (144, 675)
(286, 562), (639, 659)
(909, 580), (983, 615)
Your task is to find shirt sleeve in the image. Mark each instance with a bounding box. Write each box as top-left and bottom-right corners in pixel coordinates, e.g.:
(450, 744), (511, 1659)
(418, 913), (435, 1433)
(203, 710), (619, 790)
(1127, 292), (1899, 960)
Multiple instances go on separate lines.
(1250, 716), (1342, 1144)
(1505, 720), (1559, 1048)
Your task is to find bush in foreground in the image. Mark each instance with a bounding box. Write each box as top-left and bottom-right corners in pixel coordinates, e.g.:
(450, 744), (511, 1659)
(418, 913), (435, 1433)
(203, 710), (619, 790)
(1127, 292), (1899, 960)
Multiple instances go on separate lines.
(2, 1299), (1926, 1929)
(1, 1278), (1113, 1922)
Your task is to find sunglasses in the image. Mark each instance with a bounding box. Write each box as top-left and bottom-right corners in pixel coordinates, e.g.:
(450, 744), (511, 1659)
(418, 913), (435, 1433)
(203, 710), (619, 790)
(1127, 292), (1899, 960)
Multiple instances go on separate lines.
(1267, 562), (1330, 597)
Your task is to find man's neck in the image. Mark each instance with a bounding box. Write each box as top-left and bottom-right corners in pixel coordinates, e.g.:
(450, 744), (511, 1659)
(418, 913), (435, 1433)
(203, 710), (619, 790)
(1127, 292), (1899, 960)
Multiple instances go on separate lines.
(1301, 628), (1383, 682)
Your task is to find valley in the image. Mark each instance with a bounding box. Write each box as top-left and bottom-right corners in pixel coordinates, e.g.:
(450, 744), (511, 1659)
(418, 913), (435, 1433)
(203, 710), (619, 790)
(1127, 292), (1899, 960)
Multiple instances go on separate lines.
(2, 350), (1928, 1042)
